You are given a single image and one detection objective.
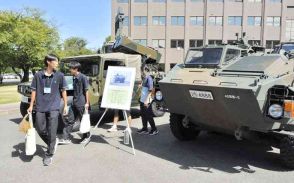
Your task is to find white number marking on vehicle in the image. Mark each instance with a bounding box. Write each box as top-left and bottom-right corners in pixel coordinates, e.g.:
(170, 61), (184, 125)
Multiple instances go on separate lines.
(189, 90), (214, 100)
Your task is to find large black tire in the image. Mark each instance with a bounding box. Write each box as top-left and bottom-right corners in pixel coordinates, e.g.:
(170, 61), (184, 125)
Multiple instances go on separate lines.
(20, 102), (29, 117)
(280, 136), (294, 169)
(151, 101), (165, 117)
(170, 113), (200, 141)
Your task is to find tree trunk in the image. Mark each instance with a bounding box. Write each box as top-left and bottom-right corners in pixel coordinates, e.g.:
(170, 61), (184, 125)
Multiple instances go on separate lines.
(21, 68), (30, 83)
(12, 67), (23, 81)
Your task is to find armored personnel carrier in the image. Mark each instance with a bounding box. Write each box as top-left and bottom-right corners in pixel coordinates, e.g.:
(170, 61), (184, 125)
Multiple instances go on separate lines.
(159, 44), (294, 168)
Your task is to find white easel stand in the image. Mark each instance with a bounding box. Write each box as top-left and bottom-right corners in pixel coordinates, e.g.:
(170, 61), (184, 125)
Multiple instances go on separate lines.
(85, 108), (136, 155)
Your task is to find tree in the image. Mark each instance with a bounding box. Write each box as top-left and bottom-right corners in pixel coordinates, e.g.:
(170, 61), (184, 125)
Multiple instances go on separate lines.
(60, 37), (94, 57)
(0, 8), (60, 82)
(0, 58), (7, 75)
(104, 35), (112, 44)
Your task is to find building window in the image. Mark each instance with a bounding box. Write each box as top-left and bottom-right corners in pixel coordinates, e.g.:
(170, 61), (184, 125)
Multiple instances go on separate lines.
(228, 0), (243, 2)
(123, 16), (129, 26)
(248, 16), (261, 26)
(208, 16), (223, 26)
(134, 16), (147, 26)
(190, 16), (204, 26)
(134, 39), (147, 46)
(171, 0), (185, 2)
(189, 40), (204, 48)
(227, 40), (237, 44)
(191, 0), (203, 2)
(171, 40), (184, 48)
(228, 16), (242, 26)
(266, 17), (280, 27)
(266, 40), (280, 49)
(152, 0), (166, 2)
(208, 40), (222, 45)
(171, 16), (185, 26)
(209, 0), (224, 2)
(286, 20), (294, 41)
(134, 0), (147, 2)
(152, 16), (166, 25)
(117, 0), (129, 3)
(248, 0), (261, 2)
(269, 0), (281, 3)
(152, 39), (165, 48)
(248, 40), (261, 46)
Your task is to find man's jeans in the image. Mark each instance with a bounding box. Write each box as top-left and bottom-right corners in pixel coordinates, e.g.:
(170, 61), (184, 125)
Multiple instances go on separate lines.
(35, 111), (59, 157)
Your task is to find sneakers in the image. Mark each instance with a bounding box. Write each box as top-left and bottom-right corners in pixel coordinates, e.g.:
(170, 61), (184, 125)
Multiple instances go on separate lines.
(80, 137), (90, 144)
(107, 125), (118, 132)
(149, 129), (159, 136)
(43, 156), (53, 166)
(137, 128), (149, 134)
(58, 139), (71, 145)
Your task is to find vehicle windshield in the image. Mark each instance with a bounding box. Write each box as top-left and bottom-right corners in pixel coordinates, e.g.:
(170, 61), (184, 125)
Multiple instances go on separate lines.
(60, 58), (100, 77)
(185, 48), (223, 66)
(282, 44), (294, 52)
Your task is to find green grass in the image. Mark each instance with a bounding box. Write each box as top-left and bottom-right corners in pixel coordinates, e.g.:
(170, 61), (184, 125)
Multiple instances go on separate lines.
(0, 85), (20, 104)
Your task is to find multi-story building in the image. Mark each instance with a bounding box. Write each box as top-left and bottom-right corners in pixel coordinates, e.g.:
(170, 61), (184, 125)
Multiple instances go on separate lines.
(112, 0), (294, 71)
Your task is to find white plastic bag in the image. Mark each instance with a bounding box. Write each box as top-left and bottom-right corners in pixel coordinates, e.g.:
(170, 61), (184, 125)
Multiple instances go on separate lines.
(25, 113), (36, 156)
(79, 109), (91, 133)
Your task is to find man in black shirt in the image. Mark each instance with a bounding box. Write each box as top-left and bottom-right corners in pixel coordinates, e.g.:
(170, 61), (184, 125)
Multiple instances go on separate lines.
(59, 61), (90, 145)
(28, 54), (67, 166)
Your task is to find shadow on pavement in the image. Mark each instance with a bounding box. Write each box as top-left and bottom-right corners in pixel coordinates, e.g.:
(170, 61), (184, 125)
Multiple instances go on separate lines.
(9, 110), (291, 173)
(8, 108), (141, 127)
(10, 118), (22, 125)
(11, 143), (45, 162)
(89, 108), (141, 126)
(118, 123), (290, 174)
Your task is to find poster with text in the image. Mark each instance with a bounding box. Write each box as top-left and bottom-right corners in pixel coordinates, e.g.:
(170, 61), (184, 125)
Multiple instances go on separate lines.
(101, 66), (136, 110)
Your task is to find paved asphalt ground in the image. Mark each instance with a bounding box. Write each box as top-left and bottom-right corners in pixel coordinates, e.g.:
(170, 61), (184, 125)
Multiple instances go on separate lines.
(0, 107), (294, 183)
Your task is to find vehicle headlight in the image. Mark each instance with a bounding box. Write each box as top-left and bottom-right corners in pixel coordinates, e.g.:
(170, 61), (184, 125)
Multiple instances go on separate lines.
(155, 91), (163, 101)
(268, 104), (283, 119)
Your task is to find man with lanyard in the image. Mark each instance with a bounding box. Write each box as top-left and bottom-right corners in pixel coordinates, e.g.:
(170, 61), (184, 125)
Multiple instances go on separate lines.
(28, 54), (67, 166)
(58, 61), (90, 145)
(137, 66), (159, 135)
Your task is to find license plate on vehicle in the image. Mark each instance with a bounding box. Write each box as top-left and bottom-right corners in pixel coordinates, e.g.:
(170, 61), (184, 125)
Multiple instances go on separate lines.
(189, 90), (214, 100)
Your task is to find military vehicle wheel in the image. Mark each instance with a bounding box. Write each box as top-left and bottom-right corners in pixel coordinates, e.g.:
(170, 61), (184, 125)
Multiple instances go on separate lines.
(151, 101), (165, 117)
(20, 102), (29, 117)
(280, 136), (294, 169)
(170, 113), (200, 141)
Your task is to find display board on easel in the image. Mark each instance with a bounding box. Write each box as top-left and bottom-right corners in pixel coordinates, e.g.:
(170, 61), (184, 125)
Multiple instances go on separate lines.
(86, 66), (136, 155)
(101, 66), (136, 110)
